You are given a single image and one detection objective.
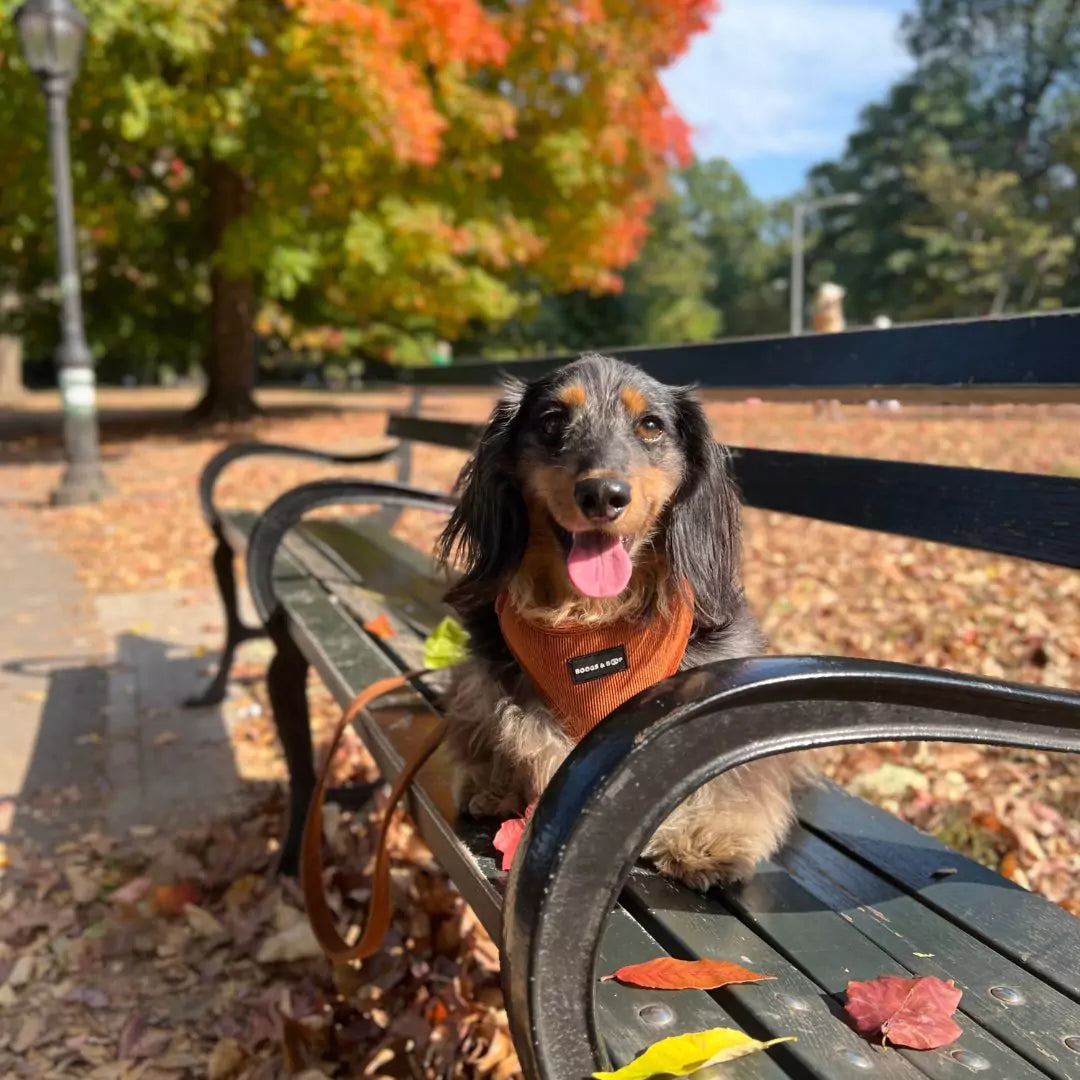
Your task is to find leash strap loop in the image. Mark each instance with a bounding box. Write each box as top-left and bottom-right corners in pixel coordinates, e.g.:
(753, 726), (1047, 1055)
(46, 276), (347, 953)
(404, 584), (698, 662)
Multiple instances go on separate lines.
(300, 669), (448, 963)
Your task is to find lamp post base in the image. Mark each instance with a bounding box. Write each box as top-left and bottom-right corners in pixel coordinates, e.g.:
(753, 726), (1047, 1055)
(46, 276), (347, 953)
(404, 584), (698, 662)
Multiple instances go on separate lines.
(51, 459), (109, 505)
(51, 405), (109, 505)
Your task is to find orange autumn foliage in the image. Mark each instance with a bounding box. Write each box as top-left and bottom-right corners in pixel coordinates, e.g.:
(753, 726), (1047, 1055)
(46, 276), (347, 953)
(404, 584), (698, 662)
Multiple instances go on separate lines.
(284, 0), (717, 292)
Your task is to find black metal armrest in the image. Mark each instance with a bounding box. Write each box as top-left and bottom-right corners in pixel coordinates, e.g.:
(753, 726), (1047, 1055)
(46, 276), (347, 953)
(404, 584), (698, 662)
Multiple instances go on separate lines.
(245, 477), (456, 623)
(503, 654), (1080, 1080)
(196, 441), (400, 530)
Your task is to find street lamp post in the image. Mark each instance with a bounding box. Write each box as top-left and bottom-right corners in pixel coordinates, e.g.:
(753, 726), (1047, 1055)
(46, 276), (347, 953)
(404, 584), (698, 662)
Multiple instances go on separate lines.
(13, 0), (107, 504)
(790, 192), (862, 336)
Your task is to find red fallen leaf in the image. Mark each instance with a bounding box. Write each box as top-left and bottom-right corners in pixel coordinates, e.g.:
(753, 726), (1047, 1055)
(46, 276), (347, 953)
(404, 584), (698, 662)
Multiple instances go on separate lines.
(845, 975), (963, 1050)
(363, 613), (396, 639)
(601, 958), (774, 990)
(153, 881), (200, 916)
(492, 802), (536, 871)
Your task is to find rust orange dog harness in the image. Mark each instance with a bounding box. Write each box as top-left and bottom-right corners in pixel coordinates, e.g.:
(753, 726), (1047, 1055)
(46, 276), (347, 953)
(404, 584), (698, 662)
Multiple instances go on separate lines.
(496, 589), (695, 742)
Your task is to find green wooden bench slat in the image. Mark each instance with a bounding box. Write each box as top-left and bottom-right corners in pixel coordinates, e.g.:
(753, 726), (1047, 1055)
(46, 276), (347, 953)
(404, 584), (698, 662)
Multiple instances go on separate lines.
(728, 852), (1060, 1079)
(596, 906), (791, 1078)
(622, 872), (927, 1080)
(771, 827), (1080, 1077)
(300, 518), (450, 636)
(796, 786), (1080, 1001)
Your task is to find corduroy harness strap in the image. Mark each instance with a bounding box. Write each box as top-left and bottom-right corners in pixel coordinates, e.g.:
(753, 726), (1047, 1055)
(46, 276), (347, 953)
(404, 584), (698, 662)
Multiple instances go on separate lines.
(496, 590), (695, 742)
(301, 592), (695, 961)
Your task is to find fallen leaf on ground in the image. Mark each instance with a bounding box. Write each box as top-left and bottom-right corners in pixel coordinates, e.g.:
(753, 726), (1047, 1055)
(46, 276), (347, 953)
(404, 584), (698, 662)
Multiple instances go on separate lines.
(208, 1036), (247, 1080)
(601, 957), (774, 990)
(153, 731), (179, 747)
(593, 1027), (796, 1079)
(112, 876), (153, 907)
(63, 985), (109, 1008)
(256, 918), (323, 963)
(64, 864), (98, 904)
(845, 975), (963, 1049)
(12, 1013), (43, 1053)
(153, 881), (200, 915)
(184, 902), (225, 937)
(363, 613), (396, 639)
(6, 954), (35, 987)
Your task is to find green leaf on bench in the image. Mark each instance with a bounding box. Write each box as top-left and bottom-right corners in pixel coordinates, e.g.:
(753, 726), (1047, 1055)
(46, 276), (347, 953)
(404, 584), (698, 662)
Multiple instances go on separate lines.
(423, 616), (470, 670)
(592, 1027), (796, 1080)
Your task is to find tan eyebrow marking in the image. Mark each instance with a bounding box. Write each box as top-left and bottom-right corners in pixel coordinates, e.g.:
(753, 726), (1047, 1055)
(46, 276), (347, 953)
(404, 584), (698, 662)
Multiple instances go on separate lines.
(558, 384), (587, 408)
(621, 386), (648, 416)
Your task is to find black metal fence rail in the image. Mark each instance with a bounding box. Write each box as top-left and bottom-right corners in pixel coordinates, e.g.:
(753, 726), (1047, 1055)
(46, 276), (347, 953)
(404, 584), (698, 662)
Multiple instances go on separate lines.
(367, 309), (1080, 402)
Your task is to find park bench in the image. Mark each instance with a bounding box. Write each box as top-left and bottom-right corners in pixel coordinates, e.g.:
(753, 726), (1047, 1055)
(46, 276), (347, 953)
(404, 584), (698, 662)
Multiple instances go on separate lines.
(189, 311), (1080, 1080)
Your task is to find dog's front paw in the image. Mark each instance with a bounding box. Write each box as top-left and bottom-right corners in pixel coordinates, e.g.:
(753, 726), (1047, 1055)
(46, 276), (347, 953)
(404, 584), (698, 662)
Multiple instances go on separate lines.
(647, 847), (757, 892)
(466, 788), (526, 819)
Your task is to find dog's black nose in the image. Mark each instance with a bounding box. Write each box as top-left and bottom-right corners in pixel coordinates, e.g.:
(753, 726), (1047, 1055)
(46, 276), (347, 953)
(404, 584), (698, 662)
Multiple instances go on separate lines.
(574, 477), (631, 521)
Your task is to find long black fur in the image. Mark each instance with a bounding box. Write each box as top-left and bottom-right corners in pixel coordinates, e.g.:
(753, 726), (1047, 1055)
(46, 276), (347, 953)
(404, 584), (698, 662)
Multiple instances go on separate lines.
(436, 355), (748, 656)
(665, 386), (745, 629)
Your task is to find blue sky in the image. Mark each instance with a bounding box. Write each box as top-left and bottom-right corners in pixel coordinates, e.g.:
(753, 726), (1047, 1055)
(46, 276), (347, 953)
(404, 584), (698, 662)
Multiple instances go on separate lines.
(662, 0), (916, 200)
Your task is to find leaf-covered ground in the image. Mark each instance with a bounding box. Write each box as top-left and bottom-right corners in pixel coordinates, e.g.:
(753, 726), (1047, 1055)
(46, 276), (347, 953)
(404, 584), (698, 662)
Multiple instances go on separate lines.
(2, 396), (1077, 1077)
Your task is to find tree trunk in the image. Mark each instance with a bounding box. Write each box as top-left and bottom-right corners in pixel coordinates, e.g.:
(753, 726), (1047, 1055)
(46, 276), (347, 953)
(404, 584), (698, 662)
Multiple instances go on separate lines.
(189, 160), (260, 422)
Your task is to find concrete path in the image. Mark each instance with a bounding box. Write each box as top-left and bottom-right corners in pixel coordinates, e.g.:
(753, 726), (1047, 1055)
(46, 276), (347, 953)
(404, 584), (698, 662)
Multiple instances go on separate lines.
(0, 502), (271, 848)
(0, 507), (109, 843)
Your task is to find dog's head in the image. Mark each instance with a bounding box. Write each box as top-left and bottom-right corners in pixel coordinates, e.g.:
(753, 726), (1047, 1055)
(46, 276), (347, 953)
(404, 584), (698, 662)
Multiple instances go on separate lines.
(438, 354), (743, 628)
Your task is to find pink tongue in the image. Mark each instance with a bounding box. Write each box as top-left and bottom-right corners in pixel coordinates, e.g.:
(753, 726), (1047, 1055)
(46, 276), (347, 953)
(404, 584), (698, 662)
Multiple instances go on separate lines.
(567, 532), (632, 598)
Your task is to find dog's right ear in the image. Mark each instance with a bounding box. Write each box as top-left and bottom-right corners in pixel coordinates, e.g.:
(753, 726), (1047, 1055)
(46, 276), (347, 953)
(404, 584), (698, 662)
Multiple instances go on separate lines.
(437, 378), (529, 614)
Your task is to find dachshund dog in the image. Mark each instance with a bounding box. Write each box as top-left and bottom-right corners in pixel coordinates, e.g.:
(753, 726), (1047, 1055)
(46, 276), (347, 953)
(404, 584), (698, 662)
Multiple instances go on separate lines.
(436, 354), (804, 889)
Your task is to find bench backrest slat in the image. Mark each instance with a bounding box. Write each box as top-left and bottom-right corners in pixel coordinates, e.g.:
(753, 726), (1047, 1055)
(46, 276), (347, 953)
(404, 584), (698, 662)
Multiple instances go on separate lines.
(373, 311), (1080, 402)
(733, 447), (1080, 570)
(385, 415), (1080, 569)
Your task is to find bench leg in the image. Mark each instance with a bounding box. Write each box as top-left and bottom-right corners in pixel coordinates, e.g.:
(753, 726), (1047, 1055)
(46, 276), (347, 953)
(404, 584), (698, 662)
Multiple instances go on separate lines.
(185, 526), (266, 708)
(266, 608), (317, 876)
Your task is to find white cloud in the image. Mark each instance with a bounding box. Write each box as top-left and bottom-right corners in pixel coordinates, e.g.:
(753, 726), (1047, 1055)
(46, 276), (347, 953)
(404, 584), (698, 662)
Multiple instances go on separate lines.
(662, 0), (913, 163)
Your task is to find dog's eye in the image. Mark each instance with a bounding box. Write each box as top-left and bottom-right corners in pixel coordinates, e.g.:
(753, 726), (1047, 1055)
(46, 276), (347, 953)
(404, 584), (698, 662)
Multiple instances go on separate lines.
(637, 415), (664, 442)
(540, 411), (566, 441)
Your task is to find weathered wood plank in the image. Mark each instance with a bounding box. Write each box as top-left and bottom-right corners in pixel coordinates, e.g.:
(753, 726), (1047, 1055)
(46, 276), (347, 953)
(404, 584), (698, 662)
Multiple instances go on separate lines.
(596, 907), (791, 1077)
(623, 871), (927, 1080)
(731, 850), (1062, 1079)
(796, 785), (1080, 1001)
(378, 420), (1080, 569)
(771, 827), (1080, 1078)
(373, 310), (1080, 401)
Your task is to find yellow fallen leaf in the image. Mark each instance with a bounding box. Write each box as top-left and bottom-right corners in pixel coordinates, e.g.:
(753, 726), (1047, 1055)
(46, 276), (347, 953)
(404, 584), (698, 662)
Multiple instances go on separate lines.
(593, 1027), (796, 1080)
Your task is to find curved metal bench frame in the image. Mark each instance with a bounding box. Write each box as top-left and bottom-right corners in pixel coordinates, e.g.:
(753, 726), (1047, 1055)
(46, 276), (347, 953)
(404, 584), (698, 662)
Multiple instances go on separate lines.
(185, 442), (398, 707)
(503, 656), (1080, 1079)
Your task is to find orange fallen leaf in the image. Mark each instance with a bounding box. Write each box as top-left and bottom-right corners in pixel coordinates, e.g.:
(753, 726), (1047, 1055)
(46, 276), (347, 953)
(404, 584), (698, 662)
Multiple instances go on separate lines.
(601, 958), (774, 991)
(153, 881), (200, 916)
(363, 613), (395, 639)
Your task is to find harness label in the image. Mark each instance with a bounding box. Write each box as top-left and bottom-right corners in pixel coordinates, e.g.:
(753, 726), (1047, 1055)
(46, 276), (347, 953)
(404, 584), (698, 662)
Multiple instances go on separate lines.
(567, 644), (628, 685)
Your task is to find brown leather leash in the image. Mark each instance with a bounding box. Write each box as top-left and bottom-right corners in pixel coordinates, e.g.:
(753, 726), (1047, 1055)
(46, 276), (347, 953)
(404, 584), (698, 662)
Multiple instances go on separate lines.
(300, 669), (448, 963)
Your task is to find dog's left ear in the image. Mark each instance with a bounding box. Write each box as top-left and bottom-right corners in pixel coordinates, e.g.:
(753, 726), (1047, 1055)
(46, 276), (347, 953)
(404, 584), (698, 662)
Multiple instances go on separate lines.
(664, 387), (744, 628)
(437, 379), (530, 615)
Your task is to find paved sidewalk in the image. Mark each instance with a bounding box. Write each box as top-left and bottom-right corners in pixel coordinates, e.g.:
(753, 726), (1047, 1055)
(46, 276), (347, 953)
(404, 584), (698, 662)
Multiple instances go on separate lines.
(0, 506), (109, 842)
(0, 502), (271, 848)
